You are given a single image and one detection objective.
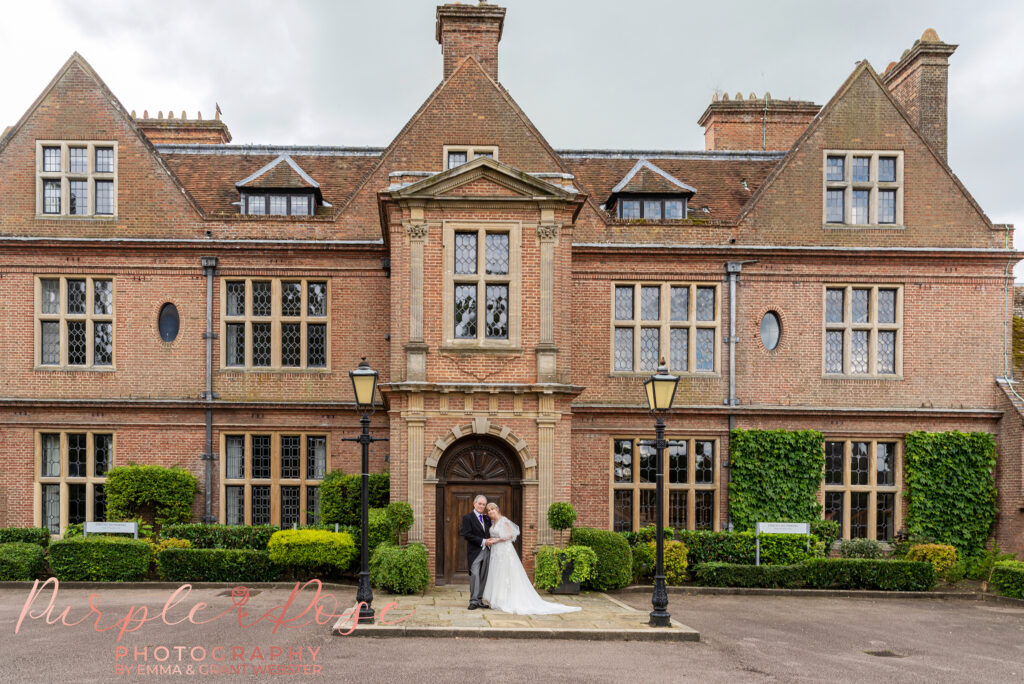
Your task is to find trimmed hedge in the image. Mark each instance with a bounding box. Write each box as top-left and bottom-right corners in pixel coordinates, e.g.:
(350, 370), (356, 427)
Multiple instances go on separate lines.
(569, 527), (632, 591)
(0, 527), (50, 547)
(368, 543), (429, 595)
(693, 563), (806, 588)
(839, 539), (887, 559)
(159, 524), (279, 550)
(104, 464), (198, 528)
(157, 548), (281, 582)
(320, 471), (390, 526)
(0, 542), (47, 580)
(49, 537), (151, 581)
(728, 429), (824, 531)
(904, 431), (997, 557)
(803, 558), (935, 591)
(267, 529), (357, 573)
(675, 530), (823, 566)
(906, 543), (958, 575)
(990, 561), (1024, 599)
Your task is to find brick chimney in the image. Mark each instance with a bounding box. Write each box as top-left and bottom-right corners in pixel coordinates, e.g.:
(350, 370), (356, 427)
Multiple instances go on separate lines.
(697, 93), (820, 151)
(882, 29), (957, 161)
(133, 110), (231, 145)
(436, 2), (506, 82)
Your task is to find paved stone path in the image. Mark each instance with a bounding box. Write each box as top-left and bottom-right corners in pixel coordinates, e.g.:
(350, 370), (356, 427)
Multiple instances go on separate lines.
(335, 585), (698, 640)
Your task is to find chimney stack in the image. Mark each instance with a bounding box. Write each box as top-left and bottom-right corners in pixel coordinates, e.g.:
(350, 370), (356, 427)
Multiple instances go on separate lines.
(882, 29), (957, 161)
(436, 2), (506, 82)
(697, 93), (820, 151)
(133, 110), (232, 145)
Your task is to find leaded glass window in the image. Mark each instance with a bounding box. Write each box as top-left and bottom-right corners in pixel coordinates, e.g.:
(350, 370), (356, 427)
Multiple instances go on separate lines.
(307, 324), (327, 368)
(825, 441), (844, 485)
(619, 200), (640, 219)
(281, 323), (301, 367)
(670, 287), (688, 321)
(37, 431), (113, 535)
(226, 324), (245, 367)
(307, 282), (326, 317)
(878, 190), (896, 224)
(824, 285), (901, 376)
(613, 283), (717, 373)
(252, 436), (272, 479)
(637, 443), (656, 484)
(252, 281), (272, 317)
(640, 286), (660, 320)
(281, 436), (301, 479)
(826, 189), (844, 223)
(643, 200), (661, 220)
(454, 284), (478, 338)
(822, 439), (900, 541)
(306, 486), (321, 524)
(613, 490), (632, 532)
(668, 441), (687, 484)
(43, 146), (61, 172)
(613, 439), (633, 483)
(851, 190), (869, 224)
(41, 434), (61, 477)
(639, 489), (657, 528)
(454, 233), (477, 275)
(268, 195), (288, 216)
(225, 435), (245, 479)
(95, 181), (114, 215)
(614, 328), (633, 372)
(670, 328), (688, 372)
(447, 224), (516, 346)
(42, 485), (60, 535)
(252, 323), (272, 366)
(281, 281), (302, 317)
(485, 233), (509, 275)
(615, 286), (633, 320)
(669, 491), (687, 530)
(252, 486), (272, 525)
(69, 147), (88, 174)
(281, 486), (300, 528)
(639, 328), (659, 371)
(94, 434), (111, 477)
(826, 155), (845, 182)
(695, 441), (714, 484)
(850, 442), (870, 485)
(307, 436), (327, 480)
(485, 285), (509, 339)
(226, 486), (245, 525)
(95, 147), (114, 173)
(69, 179), (88, 215)
(447, 151), (467, 169)
(223, 279), (328, 370)
(850, 492), (869, 538)
(694, 491), (715, 530)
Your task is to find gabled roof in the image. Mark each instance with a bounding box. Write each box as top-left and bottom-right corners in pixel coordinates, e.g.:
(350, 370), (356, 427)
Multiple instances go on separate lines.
(610, 159), (697, 196)
(235, 154), (320, 189)
(0, 53), (204, 218)
(735, 60), (993, 229)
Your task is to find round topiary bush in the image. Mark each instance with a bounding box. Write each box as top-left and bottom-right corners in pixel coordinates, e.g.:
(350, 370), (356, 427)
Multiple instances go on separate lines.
(386, 501), (415, 545)
(547, 502), (577, 547)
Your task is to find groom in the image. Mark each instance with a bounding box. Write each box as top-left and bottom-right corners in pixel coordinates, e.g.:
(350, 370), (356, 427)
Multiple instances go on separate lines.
(459, 494), (495, 609)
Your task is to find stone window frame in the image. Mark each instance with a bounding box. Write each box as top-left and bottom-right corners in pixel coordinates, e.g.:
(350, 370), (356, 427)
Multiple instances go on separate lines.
(822, 150), (904, 227)
(34, 275), (116, 370)
(35, 141), (118, 218)
(821, 438), (902, 541)
(441, 220), (522, 351)
(610, 282), (721, 375)
(219, 277), (330, 371)
(219, 432), (328, 527)
(442, 145), (499, 170)
(822, 284), (903, 378)
(34, 430), (115, 536)
(609, 437), (720, 533)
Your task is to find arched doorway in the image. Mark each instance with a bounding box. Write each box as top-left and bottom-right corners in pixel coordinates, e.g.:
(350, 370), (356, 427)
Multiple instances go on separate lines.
(435, 435), (523, 584)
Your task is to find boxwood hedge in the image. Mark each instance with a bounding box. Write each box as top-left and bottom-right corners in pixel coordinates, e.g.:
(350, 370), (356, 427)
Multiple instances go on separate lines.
(157, 548), (281, 582)
(159, 524), (279, 550)
(991, 560), (1024, 599)
(49, 537), (151, 581)
(368, 542), (429, 595)
(0, 542), (47, 580)
(0, 527), (50, 547)
(803, 558), (935, 591)
(693, 562), (806, 588)
(569, 527), (632, 591)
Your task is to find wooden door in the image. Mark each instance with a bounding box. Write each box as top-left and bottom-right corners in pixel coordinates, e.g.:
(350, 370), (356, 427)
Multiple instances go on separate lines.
(444, 484), (511, 583)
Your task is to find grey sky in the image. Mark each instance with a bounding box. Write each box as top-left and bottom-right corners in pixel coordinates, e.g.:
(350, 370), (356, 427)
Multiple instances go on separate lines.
(2, 0), (1021, 272)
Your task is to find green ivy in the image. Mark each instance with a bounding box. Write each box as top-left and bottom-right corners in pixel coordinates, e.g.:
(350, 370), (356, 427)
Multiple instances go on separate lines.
(104, 465), (198, 528)
(904, 431), (997, 557)
(728, 429), (824, 531)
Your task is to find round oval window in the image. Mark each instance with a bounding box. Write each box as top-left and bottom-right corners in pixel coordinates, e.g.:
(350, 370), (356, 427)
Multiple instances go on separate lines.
(159, 303), (180, 342)
(760, 311), (781, 351)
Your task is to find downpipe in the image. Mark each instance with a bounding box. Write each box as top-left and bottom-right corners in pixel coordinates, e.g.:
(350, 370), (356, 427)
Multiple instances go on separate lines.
(201, 256), (218, 523)
(724, 260), (755, 530)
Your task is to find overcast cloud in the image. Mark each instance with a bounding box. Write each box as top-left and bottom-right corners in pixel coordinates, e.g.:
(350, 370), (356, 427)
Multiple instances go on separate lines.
(2, 0), (1021, 274)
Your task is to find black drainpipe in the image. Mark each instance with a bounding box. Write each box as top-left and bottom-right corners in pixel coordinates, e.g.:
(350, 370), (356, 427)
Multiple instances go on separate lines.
(201, 256), (218, 523)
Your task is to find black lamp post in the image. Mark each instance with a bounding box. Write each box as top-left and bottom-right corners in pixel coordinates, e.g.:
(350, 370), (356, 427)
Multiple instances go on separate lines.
(643, 357), (679, 628)
(344, 357), (388, 624)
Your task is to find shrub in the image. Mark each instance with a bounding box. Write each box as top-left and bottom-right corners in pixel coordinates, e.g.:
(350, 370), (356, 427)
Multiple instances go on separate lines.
(728, 429), (824, 531)
(104, 465), (198, 528)
(149, 538), (191, 574)
(534, 545), (598, 590)
(810, 520), (840, 551)
(990, 561), (1024, 599)
(803, 559), (936, 591)
(569, 527), (632, 591)
(675, 530), (822, 566)
(964, 545), (1017, 582)
(906, 543), (958, 575)
(385, 502), (415, 545)
(693, 563), (806, 588)
(943, 560), (967, 584)
(159, 524), (278, 550)
(659, 540), (689, 585)
(631, 542), (655, 583)
(267, 529), (357, 574)
(0, 527), (50, 547)
(157, 548), (280, 582)
(320, 471), (390, 526)
(840, 538), (886, 559)
(621, 525), (674, 547)
(49, 537), (151, 581)
(904, 431), (997, 557)
(547, 503), (577, 547)
(368, 543), (429, 594)
(0, 543), (47, 580)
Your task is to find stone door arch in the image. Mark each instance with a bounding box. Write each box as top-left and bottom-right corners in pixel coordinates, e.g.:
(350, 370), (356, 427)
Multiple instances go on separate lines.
(435, 435), (523, 584)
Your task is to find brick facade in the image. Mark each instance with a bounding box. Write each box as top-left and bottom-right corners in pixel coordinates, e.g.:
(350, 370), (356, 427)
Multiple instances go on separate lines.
(1, 4), (1020, 576)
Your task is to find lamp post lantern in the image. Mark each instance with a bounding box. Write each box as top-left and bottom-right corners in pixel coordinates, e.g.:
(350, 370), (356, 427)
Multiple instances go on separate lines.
(643, 357), (679, 627)
(345, 357), (387, 624)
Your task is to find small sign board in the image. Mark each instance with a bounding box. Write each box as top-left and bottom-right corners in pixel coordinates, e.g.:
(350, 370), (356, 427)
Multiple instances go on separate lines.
(83, 521), (139, 539)
(756, 522), (810, 535)
(754, 521), (811, 565)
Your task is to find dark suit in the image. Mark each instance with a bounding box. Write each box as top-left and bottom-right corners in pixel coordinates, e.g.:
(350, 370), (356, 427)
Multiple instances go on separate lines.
(459, 510), (491, 606)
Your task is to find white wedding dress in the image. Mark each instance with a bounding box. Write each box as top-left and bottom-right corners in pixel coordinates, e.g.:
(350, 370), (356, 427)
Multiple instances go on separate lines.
(481, 516), (582, 615)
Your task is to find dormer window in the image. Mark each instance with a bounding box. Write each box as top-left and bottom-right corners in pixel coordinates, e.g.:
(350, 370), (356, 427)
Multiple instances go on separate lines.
(234, 154), (326, 217)
(243, 193), (313, 216)
(444, 145), (498, 169)
(607, 159), (695, 222)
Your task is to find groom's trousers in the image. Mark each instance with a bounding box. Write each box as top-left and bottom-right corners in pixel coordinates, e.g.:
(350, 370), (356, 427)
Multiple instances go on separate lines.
(469, 546), (490, 606)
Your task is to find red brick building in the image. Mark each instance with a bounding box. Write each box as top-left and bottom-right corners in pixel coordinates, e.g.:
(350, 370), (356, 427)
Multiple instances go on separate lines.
(1, 4), (1021, 581)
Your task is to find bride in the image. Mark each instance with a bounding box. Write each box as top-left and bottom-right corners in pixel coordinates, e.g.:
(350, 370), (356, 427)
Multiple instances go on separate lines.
(481, 503), (582, 615)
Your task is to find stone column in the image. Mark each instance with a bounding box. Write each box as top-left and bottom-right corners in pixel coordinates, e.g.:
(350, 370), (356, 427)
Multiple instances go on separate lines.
(536, 393), (557, 546)
(407, 393), (426, 542)
(406, 222), (429, 381)
(536, 223), (559, 382)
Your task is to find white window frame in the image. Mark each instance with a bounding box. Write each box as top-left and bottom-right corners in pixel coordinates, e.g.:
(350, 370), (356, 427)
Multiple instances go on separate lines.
(822, 150), (903, 227)
(36, 141), (118, 218)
